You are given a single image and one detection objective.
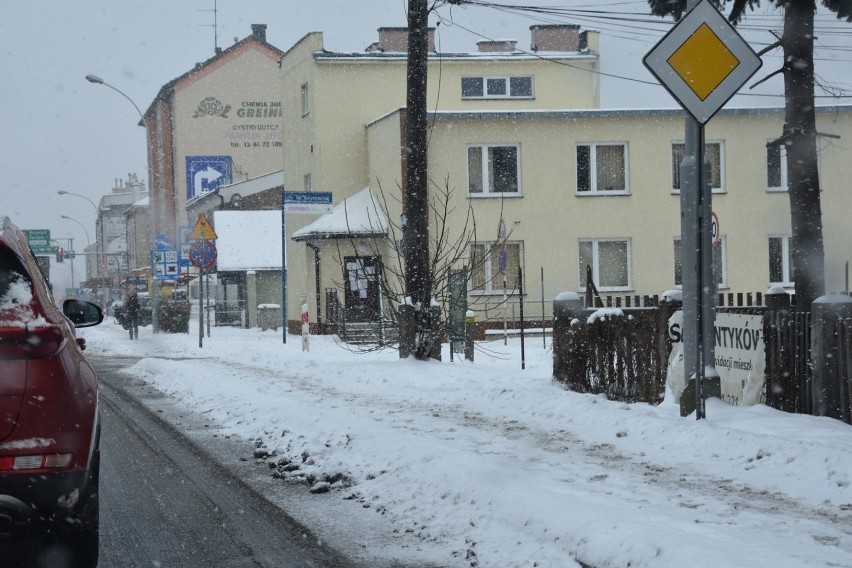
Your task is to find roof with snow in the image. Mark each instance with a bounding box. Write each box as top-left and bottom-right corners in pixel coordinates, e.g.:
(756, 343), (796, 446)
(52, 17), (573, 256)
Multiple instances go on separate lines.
(214, 210), (282, 271)
(292, 187), (387, 242)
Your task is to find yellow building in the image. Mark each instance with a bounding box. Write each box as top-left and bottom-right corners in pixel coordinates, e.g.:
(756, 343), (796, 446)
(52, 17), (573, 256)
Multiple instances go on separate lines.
(366, 106), (852, 320)
(284, 25), (604, 331)
(282, 24), (851, 334)
(146, 22), (850, 333)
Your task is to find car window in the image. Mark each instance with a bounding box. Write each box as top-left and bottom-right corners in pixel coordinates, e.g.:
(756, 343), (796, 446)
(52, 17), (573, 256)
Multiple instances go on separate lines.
(0, 247), (32, 310)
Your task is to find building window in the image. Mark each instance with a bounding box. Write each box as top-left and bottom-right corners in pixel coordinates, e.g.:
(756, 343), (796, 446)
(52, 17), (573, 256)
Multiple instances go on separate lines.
(461, 76), (533, 99)
(671, 142), (723, 192)
(769, 235), (795, 286)
(576, 143), (628, 194)
(301, 83), (310, 116)
(468, 144), (520, 196)
(579, 238), (631, 291)
(470, 242), (523, 294)
(303, 173), (312, 191)
(673, 237), (727, 288)
(767, 143), (787, 191)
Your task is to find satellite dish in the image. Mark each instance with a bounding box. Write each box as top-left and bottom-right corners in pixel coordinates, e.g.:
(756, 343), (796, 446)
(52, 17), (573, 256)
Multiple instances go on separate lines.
(229, 193), (242, 208)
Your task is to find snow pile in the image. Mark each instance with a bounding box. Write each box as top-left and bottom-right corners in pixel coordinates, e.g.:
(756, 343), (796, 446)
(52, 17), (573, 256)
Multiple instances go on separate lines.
(82, 319), (852, 568)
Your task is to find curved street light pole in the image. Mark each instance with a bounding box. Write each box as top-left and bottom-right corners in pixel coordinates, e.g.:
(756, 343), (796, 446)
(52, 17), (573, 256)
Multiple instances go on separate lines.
(57, 190), (99, 217)
(57, 190), (100, 281)
(60, 215), (91, 249)
(85, 74), (145, 120)
(86, 73), (160, 332)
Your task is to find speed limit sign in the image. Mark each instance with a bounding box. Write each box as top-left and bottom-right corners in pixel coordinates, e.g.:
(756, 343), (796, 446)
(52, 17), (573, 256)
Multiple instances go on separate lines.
(711, 211), (720, 247)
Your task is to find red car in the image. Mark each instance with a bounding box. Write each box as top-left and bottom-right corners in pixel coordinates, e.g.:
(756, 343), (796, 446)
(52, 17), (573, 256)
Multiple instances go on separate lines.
(0, 216), (103, 567)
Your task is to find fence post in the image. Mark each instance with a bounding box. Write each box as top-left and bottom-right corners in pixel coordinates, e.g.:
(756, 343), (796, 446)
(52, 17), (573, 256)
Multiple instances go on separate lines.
(810, 294), (852, 422)
(398, 302), (415, 359)
(429, 302), (442, 361)
(764, 287), (792, 411)
(464, 310), (476, 362)
(552, 292), (585, 381)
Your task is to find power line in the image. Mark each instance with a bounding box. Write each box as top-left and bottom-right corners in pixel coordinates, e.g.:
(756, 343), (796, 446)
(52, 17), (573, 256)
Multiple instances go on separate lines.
(435, 1), (852, 99)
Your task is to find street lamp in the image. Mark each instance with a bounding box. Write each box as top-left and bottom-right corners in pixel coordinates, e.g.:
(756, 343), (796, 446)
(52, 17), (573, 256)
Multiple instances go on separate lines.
(57, 190), (101, 281)
(86, 73), (160, 332)
(57, 190), (99, 217)
(85, 74), (145, 120)
(61, 215), (91, 249)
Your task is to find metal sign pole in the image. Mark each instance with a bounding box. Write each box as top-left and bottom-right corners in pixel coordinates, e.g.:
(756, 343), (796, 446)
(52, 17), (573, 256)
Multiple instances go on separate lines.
(644, 0), (759, 419)
(281, 188), (287, 344)
(206, 268), (211, 338)
(681, 116), (700, 418)
(693, 121), (706, 420)
(199, 262), (204, 348)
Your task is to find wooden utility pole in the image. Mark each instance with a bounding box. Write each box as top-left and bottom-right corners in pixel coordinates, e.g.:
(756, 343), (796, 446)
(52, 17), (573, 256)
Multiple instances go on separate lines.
(402, 0), (433, 359)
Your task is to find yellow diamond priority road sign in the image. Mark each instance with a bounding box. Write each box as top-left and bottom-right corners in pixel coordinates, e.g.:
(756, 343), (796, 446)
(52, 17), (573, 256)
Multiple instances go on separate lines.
(643, 0), (762, 124)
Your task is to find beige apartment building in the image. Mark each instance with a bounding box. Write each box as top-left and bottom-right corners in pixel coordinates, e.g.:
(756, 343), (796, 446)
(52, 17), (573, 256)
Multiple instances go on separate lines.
(280, 25), (852, 332)
(365, 106), (852, 316)
(140, 21), (851, 332)
(282, 25), (605, 328)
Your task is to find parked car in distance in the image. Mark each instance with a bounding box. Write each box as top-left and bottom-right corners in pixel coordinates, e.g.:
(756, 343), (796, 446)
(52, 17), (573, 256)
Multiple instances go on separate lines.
(0, 216), (104, 567)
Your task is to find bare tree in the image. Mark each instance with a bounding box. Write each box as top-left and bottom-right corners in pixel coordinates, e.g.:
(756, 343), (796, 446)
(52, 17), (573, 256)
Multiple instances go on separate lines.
(326, 178), (512, 357)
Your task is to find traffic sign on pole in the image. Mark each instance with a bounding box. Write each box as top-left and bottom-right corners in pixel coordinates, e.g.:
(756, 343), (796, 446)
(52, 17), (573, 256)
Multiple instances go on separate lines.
(190, 213), (218, 241)
(643, 0), (762, 124)
(26, 229), (51, 248)
(189, 240), (217, 270)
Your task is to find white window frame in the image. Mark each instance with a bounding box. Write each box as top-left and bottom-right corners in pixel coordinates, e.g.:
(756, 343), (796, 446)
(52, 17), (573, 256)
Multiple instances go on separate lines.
(300, 83), (310, 117)
(470, 241), (523, 295)
(578, 238), (632, 292)
(461, 76), (534, 99)
(672, 236), (728, 289)
(766, 142), (788, 192)
(671, 141), (725, 194)
(576, 142), (629, 195)
(467, 144), (521, 197)
(768, 235), (795, 287)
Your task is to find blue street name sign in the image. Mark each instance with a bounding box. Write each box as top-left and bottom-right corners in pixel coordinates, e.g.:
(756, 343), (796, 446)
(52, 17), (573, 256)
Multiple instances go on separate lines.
(282, 191), (332, 204)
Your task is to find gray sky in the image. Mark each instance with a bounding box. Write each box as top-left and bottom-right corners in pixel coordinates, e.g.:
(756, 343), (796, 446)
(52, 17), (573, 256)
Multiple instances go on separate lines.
(2, 0), (850, 290)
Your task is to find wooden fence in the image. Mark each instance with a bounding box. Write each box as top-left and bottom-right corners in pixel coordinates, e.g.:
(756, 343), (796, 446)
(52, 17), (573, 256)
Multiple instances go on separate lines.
(553, 291), (852, 425)
(552, 295), (676, 404)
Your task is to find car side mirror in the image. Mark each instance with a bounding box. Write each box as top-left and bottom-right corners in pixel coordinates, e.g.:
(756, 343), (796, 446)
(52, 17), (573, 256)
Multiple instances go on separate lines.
(63, 299), (104, 328)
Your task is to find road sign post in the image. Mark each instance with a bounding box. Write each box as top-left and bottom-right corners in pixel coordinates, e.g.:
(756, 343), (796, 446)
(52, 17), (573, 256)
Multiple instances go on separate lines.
(644, 0), (761, 419)
(280, 190), (333, 344)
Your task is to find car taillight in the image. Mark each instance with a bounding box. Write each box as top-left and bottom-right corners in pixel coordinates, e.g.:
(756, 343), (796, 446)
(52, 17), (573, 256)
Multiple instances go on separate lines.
(0, 453), (74, 471)
(0, 324), (64, 358)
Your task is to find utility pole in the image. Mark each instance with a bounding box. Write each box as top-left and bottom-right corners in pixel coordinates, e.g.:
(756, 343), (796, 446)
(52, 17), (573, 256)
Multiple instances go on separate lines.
(401, 0), (433, 359)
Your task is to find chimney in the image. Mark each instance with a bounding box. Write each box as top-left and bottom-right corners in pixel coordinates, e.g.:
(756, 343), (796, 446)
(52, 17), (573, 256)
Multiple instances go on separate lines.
(375, 27), (435, 53)
(476, 39), (517, 53)
(530, 24), (580, 52)
(251, 24), (267, 43)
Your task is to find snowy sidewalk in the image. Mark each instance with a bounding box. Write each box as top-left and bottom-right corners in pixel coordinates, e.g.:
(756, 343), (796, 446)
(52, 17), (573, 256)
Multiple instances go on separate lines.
(83, 319), (852, 568)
